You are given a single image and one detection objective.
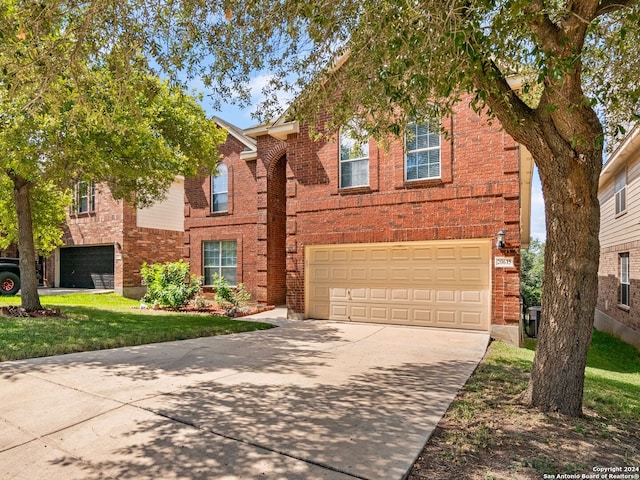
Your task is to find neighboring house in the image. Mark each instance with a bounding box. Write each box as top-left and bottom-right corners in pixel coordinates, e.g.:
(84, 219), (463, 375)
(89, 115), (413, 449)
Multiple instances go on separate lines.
(596, 124), (640, 349)
(43, 179), (186, 298)
(185, 106), (533, 345)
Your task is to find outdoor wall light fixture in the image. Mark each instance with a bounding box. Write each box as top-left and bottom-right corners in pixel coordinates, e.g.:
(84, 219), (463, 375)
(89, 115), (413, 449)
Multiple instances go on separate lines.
(496, 230), (506, 249)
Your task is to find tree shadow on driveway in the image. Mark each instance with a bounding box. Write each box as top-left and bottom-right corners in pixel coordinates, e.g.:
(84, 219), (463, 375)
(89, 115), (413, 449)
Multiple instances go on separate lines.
(0, 321), (489, 480)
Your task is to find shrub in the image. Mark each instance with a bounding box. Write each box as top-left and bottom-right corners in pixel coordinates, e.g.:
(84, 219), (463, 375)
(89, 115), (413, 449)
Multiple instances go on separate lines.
(140, 261), (201, 310)
(212, 274), (251, 316)
(521, 238), (545, 309)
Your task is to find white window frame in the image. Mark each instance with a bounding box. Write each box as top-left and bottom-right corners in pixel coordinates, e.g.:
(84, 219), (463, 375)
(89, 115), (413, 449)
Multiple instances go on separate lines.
(73, 180), (95, 214)
(211, 164), (229, 213)
(339, 123), (369, 189)
(405, 120), (441, 181)
(620, 253), (630, 307)
(615, 168), (627, 215)
(203, 240), (237, 286)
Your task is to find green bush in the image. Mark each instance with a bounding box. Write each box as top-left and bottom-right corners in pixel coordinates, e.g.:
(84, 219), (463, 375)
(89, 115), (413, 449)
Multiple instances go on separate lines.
(212, 274), (251, 316)
(521, 238), (545, 309)
(140, 260), (201, 310)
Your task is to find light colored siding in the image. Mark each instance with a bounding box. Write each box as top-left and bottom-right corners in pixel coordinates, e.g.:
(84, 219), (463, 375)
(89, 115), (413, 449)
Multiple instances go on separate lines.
(136, 179), (185, 232)
(600, 155), (640, 248)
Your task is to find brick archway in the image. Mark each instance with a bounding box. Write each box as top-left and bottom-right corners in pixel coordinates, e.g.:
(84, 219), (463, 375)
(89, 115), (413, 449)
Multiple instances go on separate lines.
(266, 153), (287, 305)
(254, 140), (289, 306)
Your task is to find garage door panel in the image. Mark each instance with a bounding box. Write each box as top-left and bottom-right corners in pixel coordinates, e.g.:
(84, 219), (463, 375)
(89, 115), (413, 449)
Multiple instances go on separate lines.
(390, 267), (410, 280)
(391, 289), (410, 301)
(414, 289), (432, 302)
(460, 290), (482, 304)
(350, 249), (368, 261)
(391, 248), (410, 260)
(391, 308), (410, 321)
(436, 290), (456, 302)
(461, 245), (483, 259)
(370, 288), (389, 301)
(413, 247), (434, 260)
(60, 245), (114, 289)
(370, 307), (388, 320)
(330, 288), (349, 301)
(351, 268), (368, 280)
(413, 268), (433, 281)
(460, 266), (486, 282)
(331, 304), (348, 319)
(306, 240), (490, 331)
(370, 268), (388, 281)
(435, 267), (456, 281)
(435, 310), (457, 326)
(350, 306), (369, 321)
(461, 311), (484, 328)
(370, 249), (388, 261)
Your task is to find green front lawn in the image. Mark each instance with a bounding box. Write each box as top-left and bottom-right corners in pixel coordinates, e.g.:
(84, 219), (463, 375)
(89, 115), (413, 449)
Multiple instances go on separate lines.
(0, 293), (275, 361)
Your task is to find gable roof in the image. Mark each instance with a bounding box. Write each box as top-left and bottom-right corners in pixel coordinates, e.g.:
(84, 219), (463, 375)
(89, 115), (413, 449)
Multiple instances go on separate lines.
(212, 116), (258, 160)
(600, 124), (640, 189)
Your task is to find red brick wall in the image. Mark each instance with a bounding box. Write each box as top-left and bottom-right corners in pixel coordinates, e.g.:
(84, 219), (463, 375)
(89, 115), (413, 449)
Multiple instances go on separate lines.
(184, 102), (522, 327)
(283, 101), (522, 326)
(59, 183), (184, 297)
(184, 133), (260, 299)
(266, 155), (287, 305)
(597, 241), (640, 335)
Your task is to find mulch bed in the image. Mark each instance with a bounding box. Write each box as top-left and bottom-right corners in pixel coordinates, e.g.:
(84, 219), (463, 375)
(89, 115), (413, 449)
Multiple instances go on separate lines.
(0, 306), (62, 318)
(138, 303), (276, 318)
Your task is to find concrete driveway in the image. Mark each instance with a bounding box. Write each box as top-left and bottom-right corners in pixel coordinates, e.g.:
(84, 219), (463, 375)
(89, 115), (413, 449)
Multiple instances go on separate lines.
(0, 309), (489, 480)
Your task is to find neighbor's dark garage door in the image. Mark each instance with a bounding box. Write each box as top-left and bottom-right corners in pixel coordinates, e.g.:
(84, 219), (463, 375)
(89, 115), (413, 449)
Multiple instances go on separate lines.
(60, 246), (114, 288)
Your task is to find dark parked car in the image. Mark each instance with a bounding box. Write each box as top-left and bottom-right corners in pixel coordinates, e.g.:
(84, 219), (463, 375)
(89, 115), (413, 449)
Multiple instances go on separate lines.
(0, 258), (20, 295)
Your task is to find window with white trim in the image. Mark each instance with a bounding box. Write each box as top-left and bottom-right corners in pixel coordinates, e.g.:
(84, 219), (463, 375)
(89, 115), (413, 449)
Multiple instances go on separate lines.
(72, 180), (95, 214)
(405, 120), (441, 181)
(615, 169), (626, 215)
(339, 122), (369, 188)
(203, 240), (237, 285)
(620, 253), (630, 307)
(211, 164), (228, 213)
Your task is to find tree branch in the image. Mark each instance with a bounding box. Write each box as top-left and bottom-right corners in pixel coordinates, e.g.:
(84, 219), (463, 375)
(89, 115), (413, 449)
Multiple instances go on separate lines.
(596, 0), (639, 16)
(522, 0), (565, 52)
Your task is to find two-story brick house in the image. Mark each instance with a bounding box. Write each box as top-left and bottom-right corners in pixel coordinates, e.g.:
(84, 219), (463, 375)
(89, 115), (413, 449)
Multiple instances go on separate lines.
(185, 105), (533, 344)
(596, 124), (640, 349)
(44, 179), (186, 299)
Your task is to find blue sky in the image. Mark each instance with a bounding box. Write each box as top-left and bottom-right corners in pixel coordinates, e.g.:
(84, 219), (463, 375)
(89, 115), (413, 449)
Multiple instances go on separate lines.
(200, 80), (547, 243)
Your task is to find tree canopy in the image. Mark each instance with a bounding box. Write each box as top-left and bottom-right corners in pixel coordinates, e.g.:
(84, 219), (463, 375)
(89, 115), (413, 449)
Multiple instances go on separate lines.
(0, 0), (226, 310)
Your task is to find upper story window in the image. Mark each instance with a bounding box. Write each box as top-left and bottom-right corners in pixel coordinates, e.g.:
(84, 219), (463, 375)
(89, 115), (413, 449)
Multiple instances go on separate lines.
(72, 180), (95, 214)
(211, 164), (228, 213)
(615, 168), (626, 215)
(339, 122), (369, 188)
(405, 120), (441, 181)
(619, 252), (630, 307)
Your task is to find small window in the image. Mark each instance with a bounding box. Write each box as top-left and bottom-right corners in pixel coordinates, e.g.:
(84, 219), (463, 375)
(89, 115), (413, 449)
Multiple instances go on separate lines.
(203, 240), (237, 285)
(72, 181), (95, 214)
(405, 120), (441, 181)
(211, 164), (228, 213)
(620, 253), (630, 307)
(339, 122), (369, 188)
(615, 169), (626, 215)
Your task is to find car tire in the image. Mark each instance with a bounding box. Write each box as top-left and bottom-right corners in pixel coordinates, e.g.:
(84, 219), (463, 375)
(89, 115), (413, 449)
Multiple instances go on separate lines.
(0, 271), (20, 296)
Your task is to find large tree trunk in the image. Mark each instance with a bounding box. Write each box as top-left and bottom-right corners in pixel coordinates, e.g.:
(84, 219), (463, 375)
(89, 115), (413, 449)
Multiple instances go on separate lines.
(520, 143), (602, 416)
(12, 175), (43, 311)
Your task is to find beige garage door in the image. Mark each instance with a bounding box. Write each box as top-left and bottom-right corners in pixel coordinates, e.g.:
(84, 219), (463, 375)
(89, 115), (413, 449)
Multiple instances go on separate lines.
(305, 240), (491, 331)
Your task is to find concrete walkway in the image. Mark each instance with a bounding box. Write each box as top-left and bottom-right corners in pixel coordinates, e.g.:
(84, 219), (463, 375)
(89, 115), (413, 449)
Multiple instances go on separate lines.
(0, 309), (489, 480)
